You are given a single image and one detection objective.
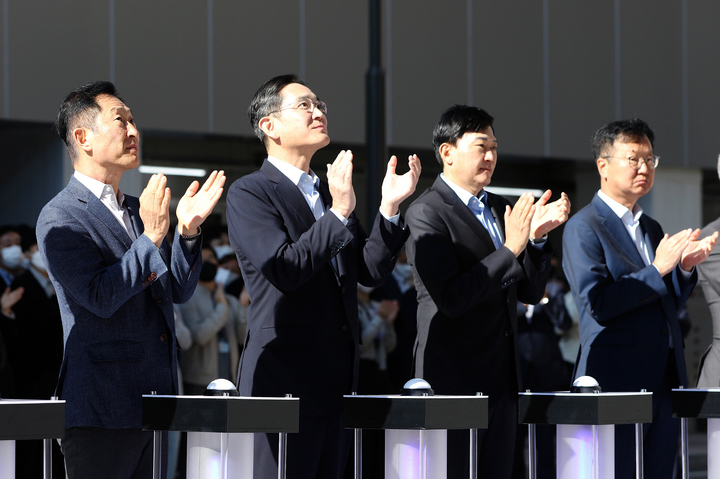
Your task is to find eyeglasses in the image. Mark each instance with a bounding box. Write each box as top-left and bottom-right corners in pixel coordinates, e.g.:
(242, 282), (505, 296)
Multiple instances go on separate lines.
(268, 99), (328, 116)
(602, 155), (660, 170)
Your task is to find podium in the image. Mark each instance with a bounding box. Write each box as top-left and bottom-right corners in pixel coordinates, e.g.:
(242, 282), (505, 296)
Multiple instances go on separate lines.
(671, 388), (720, 479)
(518, 391), (652, 479)
(0, 398), (65, 479)
(142, 394), (299, 479)
(343, 394), (488, 479)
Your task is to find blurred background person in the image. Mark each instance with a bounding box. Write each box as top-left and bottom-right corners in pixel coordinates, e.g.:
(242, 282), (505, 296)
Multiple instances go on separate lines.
(351, 284), (399, 479)
(179, 247), (245, 395)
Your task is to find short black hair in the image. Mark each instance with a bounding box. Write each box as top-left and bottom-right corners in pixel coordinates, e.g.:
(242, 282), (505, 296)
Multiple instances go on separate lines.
(248, 74), (306, 148)
(591, 118), (654, 159)
(55, 81), (121, 162)
(432, 105), (494, 164)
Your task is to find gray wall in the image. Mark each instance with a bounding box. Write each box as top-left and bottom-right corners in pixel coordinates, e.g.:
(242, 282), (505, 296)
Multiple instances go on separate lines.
(1, 0), (719, 169)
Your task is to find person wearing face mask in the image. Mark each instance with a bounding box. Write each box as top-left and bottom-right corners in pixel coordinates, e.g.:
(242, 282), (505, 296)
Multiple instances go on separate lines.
(178, 247), (246, 395)
(1, 240), (65, 477)
(0, 226), (26, 288)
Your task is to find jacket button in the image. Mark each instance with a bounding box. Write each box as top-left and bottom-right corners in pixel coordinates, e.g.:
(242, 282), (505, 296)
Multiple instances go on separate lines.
(342, 325), (349, 331)
(154, 297), (163, 303)
(160, 334), (167, 342)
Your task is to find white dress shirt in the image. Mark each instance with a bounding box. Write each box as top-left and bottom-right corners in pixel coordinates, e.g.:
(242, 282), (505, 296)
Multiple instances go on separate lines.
(74, 171), (136, 241)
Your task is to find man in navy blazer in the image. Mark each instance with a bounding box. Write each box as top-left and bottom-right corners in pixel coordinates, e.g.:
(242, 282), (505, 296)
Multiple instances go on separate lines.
(562, 118), (717, 479)
(36, 81), (225, 478)
(226, 74), (420, 479)
(407, 105), (570, 478)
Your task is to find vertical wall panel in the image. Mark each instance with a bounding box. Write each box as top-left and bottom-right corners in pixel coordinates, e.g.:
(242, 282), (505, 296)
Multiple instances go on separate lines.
(469, 1), (544, 158)
(8, 0), (109, 123)
(687, 0), (720, 168)
(389, 1), (466, 148)
(115, 0), (208, 132)
(213, 1), (302, 138)
(619, 0), (683, 166)
(548, 1), (615, 160)
(304, 0), (367, 145)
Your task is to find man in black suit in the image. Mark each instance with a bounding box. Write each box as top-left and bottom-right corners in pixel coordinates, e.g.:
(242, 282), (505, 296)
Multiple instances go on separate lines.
(406, 105), (570, 478)
(226, 74), (421, 479)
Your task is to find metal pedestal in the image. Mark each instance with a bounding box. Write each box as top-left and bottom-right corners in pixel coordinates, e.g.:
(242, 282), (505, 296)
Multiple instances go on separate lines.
(518, 391), (652, 479)
(343, 394), (488, 479)
(0, 398), (65, 479)
(142, 394), (299, 479)
(672, 388), (720, 479)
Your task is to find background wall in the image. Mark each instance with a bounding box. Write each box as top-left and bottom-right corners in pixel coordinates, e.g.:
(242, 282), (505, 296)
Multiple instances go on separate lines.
(1, 0), (718, 386)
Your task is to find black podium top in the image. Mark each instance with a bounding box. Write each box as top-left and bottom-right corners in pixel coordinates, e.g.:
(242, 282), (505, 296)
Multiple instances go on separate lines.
(343, 394), (488, 430)
(518, 392), (652, 425)
(0, 399), (65, 440)
(672, 388), (720, 419)
(142, 395), (299, 433)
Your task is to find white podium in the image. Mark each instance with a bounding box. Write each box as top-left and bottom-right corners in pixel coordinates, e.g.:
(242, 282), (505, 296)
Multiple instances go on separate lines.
(142, 394), (299, 479)
(671, 388), (720, 479)
(518, 391), (652, 479)
(343, 394), (488, 479)
(0, 398), (65, 479)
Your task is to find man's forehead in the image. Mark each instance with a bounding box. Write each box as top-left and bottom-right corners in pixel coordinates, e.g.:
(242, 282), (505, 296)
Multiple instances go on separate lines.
(611, 137), (652, 153)
(280, 83), (317, 101)
(462, 128), (496, 142)
(97, 94), (131, 113)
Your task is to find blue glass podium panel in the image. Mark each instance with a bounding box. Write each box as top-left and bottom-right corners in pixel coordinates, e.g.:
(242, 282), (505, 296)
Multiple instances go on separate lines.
(672, 388), (720, 479)
(142, 395), (299, 479)
(344, 394), (488, 479)
(518, 392), (652, 479)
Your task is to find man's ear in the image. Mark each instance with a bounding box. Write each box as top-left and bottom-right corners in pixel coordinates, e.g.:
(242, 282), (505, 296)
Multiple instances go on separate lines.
(73, 127), (92, 154)
(597, 157), (608, 180)
(439, 143), (453, 166)
(259, 116), (279, 141)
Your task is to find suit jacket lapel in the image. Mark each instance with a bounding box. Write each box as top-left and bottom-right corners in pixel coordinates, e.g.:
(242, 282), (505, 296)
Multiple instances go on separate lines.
(640, 215), (658, 263)
(124, 196), (144, 239)
(487, 193), (507, 244)
(593, 194), (647, 268)
(433, 177), (496, 255)
(261, 160), (317, 230)
(69, 177), (134, 249)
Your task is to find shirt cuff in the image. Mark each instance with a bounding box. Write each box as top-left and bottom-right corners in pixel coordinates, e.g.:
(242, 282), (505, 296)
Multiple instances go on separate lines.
(381, 211), (401, 226)
(329, 208), (349, 226)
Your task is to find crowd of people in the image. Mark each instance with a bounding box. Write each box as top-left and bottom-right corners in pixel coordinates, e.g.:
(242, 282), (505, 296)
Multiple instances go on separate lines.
(1, 75), (720, 479)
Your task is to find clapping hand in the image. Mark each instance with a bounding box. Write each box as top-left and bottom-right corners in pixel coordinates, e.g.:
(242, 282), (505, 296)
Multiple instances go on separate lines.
(530, 190), (571, 239)
(176, 170), (226, 236)
(681, 230), (718, 271)
(380, 154), (421, 218)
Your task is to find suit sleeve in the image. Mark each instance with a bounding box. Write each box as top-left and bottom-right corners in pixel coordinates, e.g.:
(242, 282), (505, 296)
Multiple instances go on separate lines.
(226, 178), (406, 292)
(407, 201), (550, 318)
(37, 203), (200, 319)
(561, 214), (678, 326)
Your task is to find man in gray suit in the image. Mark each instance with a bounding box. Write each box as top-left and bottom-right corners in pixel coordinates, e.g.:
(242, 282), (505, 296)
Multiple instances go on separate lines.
(697, 155), (720, 388)
(36, 81), (225, 478)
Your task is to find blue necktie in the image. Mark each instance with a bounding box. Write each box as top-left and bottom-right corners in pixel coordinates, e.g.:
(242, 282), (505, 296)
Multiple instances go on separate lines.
(468, 195), (502, 250)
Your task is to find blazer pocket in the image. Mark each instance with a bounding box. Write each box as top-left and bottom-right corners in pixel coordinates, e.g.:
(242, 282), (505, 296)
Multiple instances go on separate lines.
(259, 326), (313, 348)
(88, 340), (145, 362)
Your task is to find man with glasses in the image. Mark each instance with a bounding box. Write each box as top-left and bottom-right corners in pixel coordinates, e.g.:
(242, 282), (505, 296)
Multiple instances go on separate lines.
(226, 74), (420, 478)
(562, 118), (717, 478)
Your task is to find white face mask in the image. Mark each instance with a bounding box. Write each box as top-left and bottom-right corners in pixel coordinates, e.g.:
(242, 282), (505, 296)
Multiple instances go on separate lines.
(1, 244), (24, 269)
(215, 267), (238, 286)
(213, 245), (234, 261)
(31, 250), (46, 273)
